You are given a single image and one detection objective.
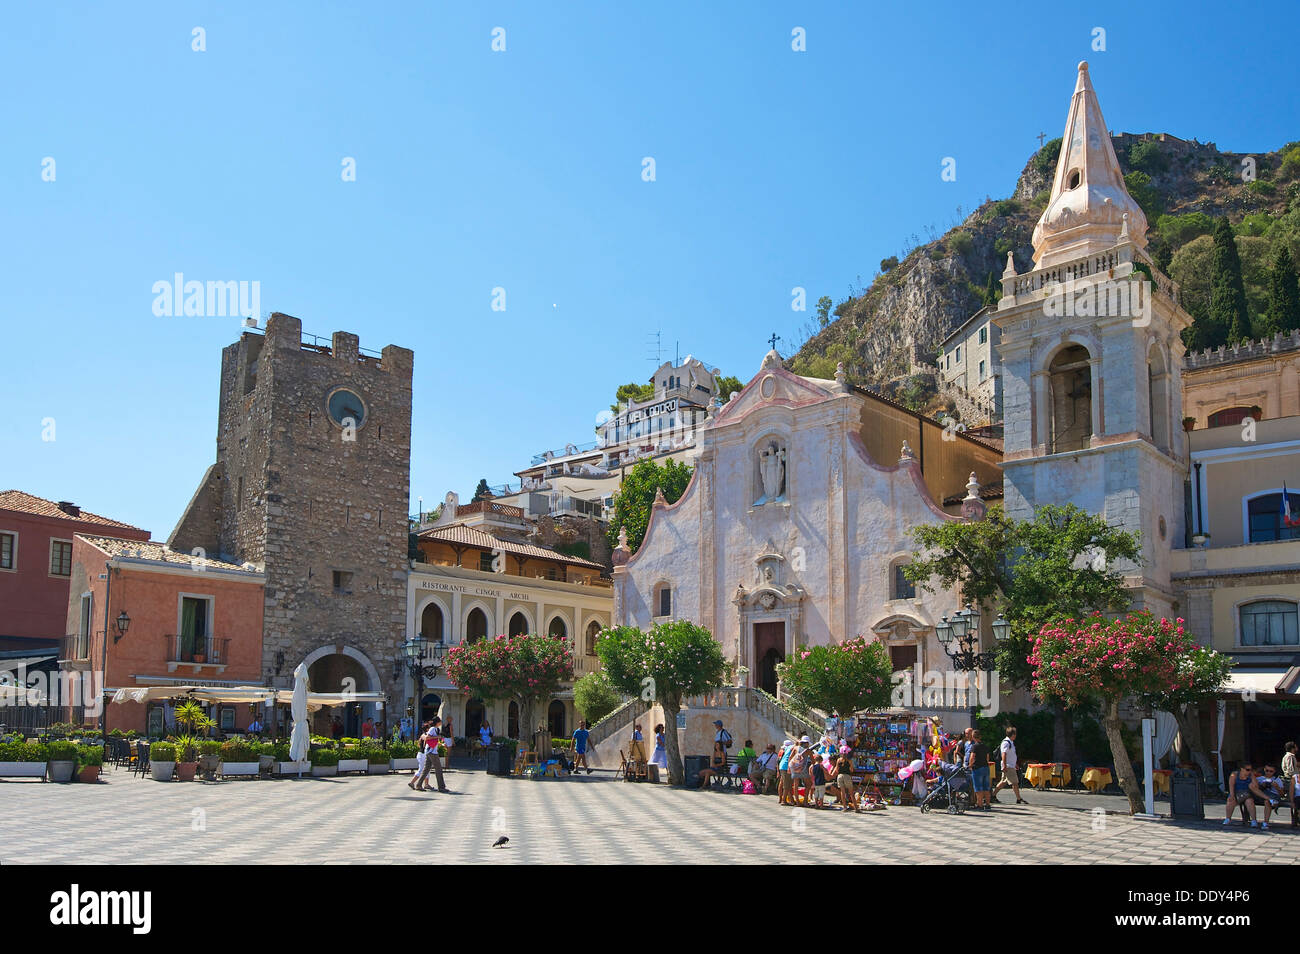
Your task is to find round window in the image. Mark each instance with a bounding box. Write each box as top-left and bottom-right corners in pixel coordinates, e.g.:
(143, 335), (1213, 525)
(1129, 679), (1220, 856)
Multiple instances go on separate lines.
(326, 388), (366, 428)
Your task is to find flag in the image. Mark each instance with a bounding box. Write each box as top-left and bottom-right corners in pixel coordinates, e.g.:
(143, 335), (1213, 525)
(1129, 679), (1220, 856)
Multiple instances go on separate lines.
(1284, 482), (1300, 528)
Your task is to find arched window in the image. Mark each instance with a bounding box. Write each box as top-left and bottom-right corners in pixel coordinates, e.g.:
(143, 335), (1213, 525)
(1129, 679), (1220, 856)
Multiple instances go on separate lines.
(1209, 406), (1258, 428)
(585, 620), (601, 656)
(1246, 492), (1300, 543)
(1049, 345), (1092, 453)
(420, 603), (444, 643)
(508, 611), (529, 636)
(654, 583), (672, 618)
(547, 615), (567, 639)
(1240, 600), (1299, 647)
(465, 607), (488, 645)
(1147, 348), (1171, 453)
(547, 700), (566, 739)
(891, 563), (916, 600)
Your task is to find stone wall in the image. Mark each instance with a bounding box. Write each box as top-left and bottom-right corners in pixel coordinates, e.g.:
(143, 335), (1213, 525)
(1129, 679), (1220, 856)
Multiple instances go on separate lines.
(533, 514), (613, 571)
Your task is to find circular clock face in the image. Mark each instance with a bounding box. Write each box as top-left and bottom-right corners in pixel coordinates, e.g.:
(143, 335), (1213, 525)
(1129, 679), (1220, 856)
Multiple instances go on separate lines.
(327, 388), (366, 428)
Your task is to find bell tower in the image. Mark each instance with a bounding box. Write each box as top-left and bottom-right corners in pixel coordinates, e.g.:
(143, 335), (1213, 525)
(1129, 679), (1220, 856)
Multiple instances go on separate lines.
(994, 62), (1191, 616)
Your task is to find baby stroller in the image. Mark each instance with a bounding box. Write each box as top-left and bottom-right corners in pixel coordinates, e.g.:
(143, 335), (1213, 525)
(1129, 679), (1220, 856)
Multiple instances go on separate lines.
(919, 764), (971, 814)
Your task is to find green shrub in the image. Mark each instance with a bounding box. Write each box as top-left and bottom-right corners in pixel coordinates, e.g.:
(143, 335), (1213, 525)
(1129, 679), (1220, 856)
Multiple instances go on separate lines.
(311, 748), (339, 766)
(389, 740), (418, 759)
(1247, 179), (1277, 196)
(359, 741), (390, 764)
(0, 741), (49, 762)
(150, 742), (177, 761)
(574, 670), (621, 724)
(991, 198), (1020, 218)
(1128, 139), (1167, 176)
(1033, 137), (1062, 177)
(949, 231), (974, 256)
(198, 740), (222, 756)
(219, 740), (259, 762)
(77, 745), (104, 767)
(47, 741), (78, 762)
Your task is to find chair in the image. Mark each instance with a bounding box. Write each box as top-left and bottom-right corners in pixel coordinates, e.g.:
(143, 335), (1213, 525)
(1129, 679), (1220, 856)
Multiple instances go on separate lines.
(513, 746), (537, 776)
(1050, 763), (1067, 790)
(135, 742), (151, 778)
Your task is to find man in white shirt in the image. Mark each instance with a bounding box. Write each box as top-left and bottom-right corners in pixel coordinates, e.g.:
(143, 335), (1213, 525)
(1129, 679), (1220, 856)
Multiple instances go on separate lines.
(991, 726), (1025, 804)
(748, 744), (780, 794)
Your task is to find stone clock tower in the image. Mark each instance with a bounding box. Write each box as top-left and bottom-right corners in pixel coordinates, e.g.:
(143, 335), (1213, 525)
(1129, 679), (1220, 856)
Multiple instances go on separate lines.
(170, 313), (414, 716)
(995, 62), (1191, 616)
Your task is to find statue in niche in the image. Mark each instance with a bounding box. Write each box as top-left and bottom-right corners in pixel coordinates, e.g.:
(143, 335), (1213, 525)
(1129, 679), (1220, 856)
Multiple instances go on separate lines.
(756, 443), (786, 505)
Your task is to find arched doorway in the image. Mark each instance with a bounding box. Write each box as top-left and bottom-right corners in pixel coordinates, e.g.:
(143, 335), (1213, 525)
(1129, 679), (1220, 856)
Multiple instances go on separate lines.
(508, 611), (528, 636)
(547, 700), (566, 739)
(759, 648), (782, 696)
(420, 602), (445, 643)
(307, 650), (372, 737)
(753, 621), (785, 695)
(420, 692), (442, 727)
(465, 698), (486, 738)
(548, 616), (567, 639)
(585, 619), (601, 657)
(466, 607), (488, 644)
(508, 701), (520, 739)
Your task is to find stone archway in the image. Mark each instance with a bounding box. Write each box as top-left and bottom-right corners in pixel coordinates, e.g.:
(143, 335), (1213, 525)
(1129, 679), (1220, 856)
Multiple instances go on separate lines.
(300, 644), (384, 737)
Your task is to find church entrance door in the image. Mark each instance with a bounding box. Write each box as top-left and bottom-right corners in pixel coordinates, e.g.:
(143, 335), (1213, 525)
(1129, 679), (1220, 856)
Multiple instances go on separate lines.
(754, 621), (785, 695)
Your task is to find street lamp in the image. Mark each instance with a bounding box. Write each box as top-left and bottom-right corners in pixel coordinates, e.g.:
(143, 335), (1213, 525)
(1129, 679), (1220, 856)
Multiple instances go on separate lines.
(113, 611), (131, 643)
(935, 604), (997, 727)
(400, 634), (446, 731)
(991, 613), (1011, 643)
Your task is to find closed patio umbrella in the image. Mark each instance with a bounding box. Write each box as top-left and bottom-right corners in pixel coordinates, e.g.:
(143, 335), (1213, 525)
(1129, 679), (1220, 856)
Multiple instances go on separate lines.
(288, 663), (310, 770)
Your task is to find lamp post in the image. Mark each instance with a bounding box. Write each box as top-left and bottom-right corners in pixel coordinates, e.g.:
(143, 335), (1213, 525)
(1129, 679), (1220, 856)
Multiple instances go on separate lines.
(935, 604), (1008, 727)
(401, 635), (446, 733)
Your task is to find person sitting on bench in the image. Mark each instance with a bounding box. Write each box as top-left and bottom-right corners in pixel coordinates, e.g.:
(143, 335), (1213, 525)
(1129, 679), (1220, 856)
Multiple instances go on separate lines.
(1223, 763), (1262, 828)
(748, 744), (780, 793)
(697, 741), (727, 789)
(1256, 764), (1286, 825)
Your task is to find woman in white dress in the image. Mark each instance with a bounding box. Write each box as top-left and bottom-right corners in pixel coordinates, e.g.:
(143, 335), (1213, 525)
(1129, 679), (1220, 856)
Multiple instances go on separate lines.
(651, 723), (668, 768)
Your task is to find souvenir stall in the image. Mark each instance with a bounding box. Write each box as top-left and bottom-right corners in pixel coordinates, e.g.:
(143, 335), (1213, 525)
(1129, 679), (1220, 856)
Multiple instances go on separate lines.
(819, 713), (940, 806)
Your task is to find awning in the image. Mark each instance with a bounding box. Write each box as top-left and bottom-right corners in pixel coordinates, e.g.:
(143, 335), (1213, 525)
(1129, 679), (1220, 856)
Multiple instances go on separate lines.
(1224, 669), (1288, 696)
(274, 690), (386, 712)
(110, 685), (386, 711)
(0, 654), (58, 672)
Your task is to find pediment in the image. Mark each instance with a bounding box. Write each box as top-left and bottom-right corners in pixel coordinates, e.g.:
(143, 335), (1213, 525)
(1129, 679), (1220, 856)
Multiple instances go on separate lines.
(713, 366), (834, 425)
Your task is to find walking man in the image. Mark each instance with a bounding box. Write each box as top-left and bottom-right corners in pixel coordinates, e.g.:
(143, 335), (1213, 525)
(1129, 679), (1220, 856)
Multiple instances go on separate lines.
(409, 718), (449, 792)
(991, 725), (1025, 804)
(573, 720), (593, 774)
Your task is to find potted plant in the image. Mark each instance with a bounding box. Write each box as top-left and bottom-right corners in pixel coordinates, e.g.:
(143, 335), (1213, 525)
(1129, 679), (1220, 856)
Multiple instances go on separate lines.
(1250, 405), (1263, 420)
(311, 747), (339, 777)
(218, 739), (261, 777)
(47, 741), (78, 783)
(0, 740), (49, 779)
(362, 741), (391, 774)
(1182, 416), (1196, 432)
(149, 741), (177, 781)
(197, 740), (222, 780)
(338, 744), (369, 774)
(76, 744), (104, 783)
(389, 739), (419, 772)
(173, 701), (215, 781)
(173, 736), (201, 781)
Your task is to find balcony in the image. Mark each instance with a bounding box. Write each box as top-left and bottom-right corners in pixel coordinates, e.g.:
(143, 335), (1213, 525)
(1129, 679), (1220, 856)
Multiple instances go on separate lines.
(164, 635), (231, 672)
(60, 634), (91, 664)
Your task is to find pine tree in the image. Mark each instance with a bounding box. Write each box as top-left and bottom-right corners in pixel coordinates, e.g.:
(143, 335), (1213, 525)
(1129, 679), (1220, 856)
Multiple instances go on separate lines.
(471, 478), (491, 502)
(1262, 245), (1300, 336)
(984, 270), (1000, 306)
(1208, 217), (1250, 346)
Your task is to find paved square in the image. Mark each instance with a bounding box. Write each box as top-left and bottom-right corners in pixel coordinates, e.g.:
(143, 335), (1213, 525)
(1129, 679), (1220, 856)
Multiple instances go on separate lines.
(2, 764), (1295, 864)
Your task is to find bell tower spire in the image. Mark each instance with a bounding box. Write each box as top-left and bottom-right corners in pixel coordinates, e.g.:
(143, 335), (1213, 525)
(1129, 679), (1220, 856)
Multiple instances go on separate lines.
(1031, 61), (1147, 268)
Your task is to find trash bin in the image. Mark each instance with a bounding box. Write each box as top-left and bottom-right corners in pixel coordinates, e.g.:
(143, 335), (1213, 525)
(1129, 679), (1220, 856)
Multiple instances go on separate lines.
(1170, 769), (1203, 819)
(683, 755), (709, 786)
(485, 744), (512, 776)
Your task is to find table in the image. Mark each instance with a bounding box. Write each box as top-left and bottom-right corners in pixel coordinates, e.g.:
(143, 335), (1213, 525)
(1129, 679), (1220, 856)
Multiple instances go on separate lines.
(1023, 763), (1071, 790)
(1152, 769), (1171, 795)
(1082, 767), (1113, 792)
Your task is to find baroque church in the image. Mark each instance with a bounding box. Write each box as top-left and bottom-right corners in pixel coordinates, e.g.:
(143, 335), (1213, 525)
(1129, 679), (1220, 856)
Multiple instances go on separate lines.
(613, 60), (1195, 730)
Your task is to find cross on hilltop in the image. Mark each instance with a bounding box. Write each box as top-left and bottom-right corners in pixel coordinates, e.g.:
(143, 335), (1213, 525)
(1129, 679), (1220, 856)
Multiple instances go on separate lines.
(768, 332), (781, 351)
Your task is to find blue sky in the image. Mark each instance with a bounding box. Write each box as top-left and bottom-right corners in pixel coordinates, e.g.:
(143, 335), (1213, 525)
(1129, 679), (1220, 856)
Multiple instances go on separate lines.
(3, 2), (1296, 538)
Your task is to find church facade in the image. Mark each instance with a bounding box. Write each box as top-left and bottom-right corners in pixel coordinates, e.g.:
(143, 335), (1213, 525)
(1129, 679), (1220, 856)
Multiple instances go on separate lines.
(612, 357), (1003, 719)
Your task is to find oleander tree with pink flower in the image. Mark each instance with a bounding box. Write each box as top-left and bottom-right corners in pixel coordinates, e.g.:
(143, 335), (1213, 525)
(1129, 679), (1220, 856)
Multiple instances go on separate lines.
(775, 637), (894, 721)
(1029, 612), (1231, 814)
(444, 633), (573, 741)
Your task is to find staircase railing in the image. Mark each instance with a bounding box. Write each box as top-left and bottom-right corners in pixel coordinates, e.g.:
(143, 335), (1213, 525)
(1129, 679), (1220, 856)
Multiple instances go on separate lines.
(587, 696), (640, 749)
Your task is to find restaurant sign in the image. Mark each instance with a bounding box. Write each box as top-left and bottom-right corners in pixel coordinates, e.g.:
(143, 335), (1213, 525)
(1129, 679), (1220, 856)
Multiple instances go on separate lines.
(417, 578), (532, 602)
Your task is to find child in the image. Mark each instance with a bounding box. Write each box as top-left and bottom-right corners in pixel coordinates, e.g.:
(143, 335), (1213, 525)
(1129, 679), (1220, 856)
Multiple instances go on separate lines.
(809, 750), (828, 808)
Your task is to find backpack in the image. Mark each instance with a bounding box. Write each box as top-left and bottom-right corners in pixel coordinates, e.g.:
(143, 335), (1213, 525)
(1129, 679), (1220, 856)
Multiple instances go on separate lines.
(741, 779), (757, 795)
(720, 730), (733, 749)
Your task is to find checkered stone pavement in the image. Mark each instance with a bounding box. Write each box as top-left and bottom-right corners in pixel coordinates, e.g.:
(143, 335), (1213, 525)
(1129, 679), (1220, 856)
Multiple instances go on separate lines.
(3, 764), (1297, 865)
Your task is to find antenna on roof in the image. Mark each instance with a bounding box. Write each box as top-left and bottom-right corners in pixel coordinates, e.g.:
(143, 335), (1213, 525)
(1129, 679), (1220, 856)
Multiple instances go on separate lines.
(647, 331), (662, 365)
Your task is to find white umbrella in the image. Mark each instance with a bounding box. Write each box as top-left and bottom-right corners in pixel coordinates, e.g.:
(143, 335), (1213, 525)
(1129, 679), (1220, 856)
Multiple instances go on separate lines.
(288, 663), (310, 767)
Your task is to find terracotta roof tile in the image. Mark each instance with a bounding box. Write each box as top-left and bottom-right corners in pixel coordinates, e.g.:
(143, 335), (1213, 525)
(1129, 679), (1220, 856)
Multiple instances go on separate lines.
(77, 535), (259, 574)
(417, 523), (606, 571)
(0, 490), (147, 533)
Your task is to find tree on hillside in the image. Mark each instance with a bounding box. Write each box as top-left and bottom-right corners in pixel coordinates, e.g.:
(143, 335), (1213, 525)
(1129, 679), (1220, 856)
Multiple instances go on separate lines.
(816, 295), (834, 328)
(606, 458), (692, 553)
(1209, 217), (1250, 345)
(596, 620), (728, 784)
(471, 479), (492, 502)
(715, 375), (743, 403)
(904, 503), (1142, 763)
(611, 381), (655, 412)
(1263, 244), (1300, 335)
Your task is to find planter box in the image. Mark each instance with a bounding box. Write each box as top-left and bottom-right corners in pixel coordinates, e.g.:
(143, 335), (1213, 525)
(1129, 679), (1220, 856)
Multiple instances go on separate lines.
(48, 760), (76, 783)
(151, 761), (176, 782)
(337, 759), (368, 774)
(77, 765), (101, 783)
(311, 764), (337, 777)
(391, 758), (419, 772)
(277, 760), (311, 775)
(366, 761), (390, 775)
(258, 755), (276, 774)
(175, 762), (198, 782)
(0, 762), (47, 779)
(220, 761), (260, 778)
